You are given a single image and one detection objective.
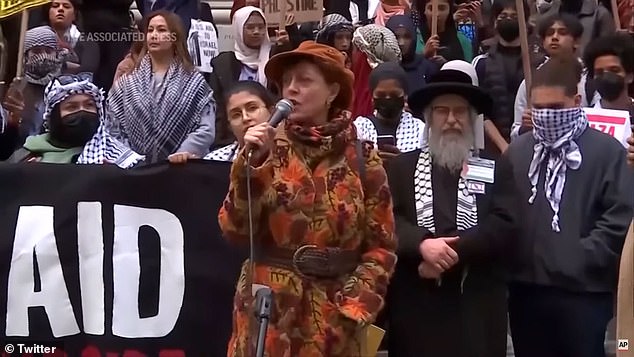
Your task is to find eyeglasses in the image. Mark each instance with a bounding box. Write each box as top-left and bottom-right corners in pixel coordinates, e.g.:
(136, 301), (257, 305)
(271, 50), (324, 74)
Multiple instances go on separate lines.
(228, 105), (267, 122)
(55, 72), (93, 85)
(431, 105), (470, 119)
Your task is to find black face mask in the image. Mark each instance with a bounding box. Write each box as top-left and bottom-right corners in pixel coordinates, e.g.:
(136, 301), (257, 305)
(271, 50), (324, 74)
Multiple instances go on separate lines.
(49, 110), (100, 148)
(496, 19), (520, 41)
(594, 72), (625, 102)
(374, 97), (405, 119)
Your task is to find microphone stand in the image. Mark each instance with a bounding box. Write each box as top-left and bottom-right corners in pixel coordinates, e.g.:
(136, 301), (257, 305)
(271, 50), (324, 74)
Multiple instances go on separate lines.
(254, 286), (273, 357)
(246, 149), (273, 357)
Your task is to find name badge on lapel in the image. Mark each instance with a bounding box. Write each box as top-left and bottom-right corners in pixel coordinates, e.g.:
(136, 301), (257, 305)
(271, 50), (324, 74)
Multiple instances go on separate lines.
(465, 157), (495, 184)
(467, 180), (486, 194)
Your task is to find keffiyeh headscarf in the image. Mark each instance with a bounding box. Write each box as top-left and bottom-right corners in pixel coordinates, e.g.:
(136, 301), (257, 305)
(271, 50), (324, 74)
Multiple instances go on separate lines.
(43, 74), (144, 168)
(528, 107), (588, 232)
(316, 14), (353, 45)
(352, 24), (402, 68)
(24, 26), (63, 86)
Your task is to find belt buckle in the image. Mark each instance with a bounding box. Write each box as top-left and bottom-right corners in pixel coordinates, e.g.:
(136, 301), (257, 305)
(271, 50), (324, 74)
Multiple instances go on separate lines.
(292, 244), (317, 278)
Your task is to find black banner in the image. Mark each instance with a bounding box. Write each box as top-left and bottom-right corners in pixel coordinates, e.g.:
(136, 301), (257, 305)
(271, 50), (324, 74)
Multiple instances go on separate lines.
(0, 161), (247, 356)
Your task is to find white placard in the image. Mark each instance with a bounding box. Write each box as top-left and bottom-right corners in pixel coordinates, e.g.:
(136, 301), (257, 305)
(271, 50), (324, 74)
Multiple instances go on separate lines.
(187, 19), (219, 73)
(583, 107), (632, 148)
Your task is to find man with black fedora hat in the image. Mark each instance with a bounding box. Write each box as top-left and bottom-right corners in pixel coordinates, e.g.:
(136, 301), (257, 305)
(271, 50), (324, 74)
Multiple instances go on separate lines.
(384, 60), (521, 357)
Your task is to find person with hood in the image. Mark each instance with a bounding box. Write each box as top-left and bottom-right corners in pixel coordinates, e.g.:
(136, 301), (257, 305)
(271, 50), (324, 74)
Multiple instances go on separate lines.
(8, 74), (143, 167)
(386, 14), (439, 96)
(315, 13), (354, 67)
(15, 26), (65, 148)
(208, 6), (272, 150)
(351, 24), (402, 118)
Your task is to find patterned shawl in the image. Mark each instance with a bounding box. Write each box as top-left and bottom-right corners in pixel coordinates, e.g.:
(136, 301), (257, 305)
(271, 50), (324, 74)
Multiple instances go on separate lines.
(414, 145), (478, 234)
(204, 141), (239, 162)
(316, 13), (353, 46)
(42, 74), (144, 168)
(23, 26), (63, 86)
(352, 24), (402, 69)
(106, 55), (214, 163)
(285, 110), (356, 167)
(353, 111), (426, 152)
(528, 107), (588, 232)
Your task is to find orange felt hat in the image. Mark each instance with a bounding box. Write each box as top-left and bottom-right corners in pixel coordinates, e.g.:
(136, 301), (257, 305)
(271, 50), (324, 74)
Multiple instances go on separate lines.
(264, 41), (355, 110)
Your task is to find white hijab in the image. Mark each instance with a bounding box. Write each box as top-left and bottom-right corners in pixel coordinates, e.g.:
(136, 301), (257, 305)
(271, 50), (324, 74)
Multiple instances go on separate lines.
(232, 6), (271, 86)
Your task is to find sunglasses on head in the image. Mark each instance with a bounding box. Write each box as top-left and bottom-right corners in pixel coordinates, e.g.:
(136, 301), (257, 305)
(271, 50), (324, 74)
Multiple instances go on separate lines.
(54, 72), (93, 85)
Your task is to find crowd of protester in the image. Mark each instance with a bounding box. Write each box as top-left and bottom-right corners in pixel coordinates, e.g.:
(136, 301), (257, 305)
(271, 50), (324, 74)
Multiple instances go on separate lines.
(1, 0), (634, 356)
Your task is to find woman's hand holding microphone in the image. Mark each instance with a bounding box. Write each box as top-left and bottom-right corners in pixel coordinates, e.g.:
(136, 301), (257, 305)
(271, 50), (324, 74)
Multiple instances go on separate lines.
(244, 122), (276, 166)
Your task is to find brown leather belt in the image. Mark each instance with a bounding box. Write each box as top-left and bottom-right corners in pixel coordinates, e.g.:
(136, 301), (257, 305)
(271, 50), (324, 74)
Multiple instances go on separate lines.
(253, 245), (360, 279)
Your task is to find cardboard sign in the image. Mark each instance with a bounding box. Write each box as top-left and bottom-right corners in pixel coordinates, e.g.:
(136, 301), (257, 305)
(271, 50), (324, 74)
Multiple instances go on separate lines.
(583, 107), (632, 148)
(261, 0), (324, 26)
(0, 0), (50, 19)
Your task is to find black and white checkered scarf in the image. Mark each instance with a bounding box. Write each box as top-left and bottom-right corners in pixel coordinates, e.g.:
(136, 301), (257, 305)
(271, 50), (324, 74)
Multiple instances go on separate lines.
(529, 107), (588, 232)
(106, 55), (213, 163)
(43, 75), (144, 168)
(316, 13), (353, 45)
(24, 26), (63, 86)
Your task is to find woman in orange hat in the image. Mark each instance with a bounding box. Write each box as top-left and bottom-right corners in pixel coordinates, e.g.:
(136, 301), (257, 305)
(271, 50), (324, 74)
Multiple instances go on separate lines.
(218, 41), (397, 357)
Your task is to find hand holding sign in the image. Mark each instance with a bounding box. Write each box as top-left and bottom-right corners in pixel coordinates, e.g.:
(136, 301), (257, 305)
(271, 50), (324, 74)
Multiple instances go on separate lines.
(262, 0), (323, 26)
(424, 34), (440, 58)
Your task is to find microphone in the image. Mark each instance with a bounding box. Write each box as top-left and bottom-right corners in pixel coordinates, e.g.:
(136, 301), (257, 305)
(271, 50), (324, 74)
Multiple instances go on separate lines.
(267, 98), (294, 128)
(246, 99), (294, 158)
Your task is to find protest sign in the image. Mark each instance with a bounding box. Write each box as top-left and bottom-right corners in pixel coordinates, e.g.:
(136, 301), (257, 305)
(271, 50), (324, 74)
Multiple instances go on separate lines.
(583, 107), (632, 148)
(261, 0), (324, 26)
(187, 19), (218, 73)
(0, 0), (49, 19)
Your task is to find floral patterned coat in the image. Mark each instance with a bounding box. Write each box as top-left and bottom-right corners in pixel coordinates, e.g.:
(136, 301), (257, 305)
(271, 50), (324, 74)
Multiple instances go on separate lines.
(218, 122), (397, 357)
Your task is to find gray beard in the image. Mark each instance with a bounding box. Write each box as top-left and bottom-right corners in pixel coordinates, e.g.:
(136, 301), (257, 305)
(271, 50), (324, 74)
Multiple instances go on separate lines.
(428, 129), (473, 172)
